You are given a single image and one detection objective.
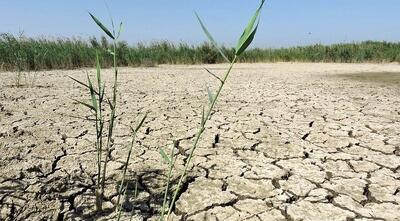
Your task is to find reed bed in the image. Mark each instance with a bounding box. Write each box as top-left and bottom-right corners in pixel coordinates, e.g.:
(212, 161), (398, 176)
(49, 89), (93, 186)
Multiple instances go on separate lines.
(1, 33), (400, 72)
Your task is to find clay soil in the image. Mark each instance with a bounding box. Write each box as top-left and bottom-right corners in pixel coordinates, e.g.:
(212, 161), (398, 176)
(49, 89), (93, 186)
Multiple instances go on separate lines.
(1, 63), (400, 220)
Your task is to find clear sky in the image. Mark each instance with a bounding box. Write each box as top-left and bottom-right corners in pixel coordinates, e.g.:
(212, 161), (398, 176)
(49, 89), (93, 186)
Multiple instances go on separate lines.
(1, 0), (399, 48)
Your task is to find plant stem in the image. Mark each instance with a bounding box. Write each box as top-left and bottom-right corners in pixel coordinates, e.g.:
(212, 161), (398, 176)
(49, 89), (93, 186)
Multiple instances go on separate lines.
(129, 181), (139, 221)
(166, 55), (237, 218)
(160, 147), (176, 219)
(116, 130), (138, 220)
(95, 110), (102, 212)
(95, 78), (104, 212)
(100, 40), (118, 208)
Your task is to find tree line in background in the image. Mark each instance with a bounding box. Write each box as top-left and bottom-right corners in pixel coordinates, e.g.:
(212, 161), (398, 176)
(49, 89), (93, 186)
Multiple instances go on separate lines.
(1, 32), (400, 71)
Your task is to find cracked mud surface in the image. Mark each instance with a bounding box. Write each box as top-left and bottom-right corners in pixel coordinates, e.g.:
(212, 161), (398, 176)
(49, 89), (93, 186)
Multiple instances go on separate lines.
(1, 63), (400, 220)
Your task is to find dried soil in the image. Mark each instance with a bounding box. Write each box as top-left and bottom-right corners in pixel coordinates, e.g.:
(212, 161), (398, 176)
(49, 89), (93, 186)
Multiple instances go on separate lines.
(1, 63), (399, 220)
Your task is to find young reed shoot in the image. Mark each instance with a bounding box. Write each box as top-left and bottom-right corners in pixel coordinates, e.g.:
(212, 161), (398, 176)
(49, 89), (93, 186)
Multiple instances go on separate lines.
(71, 12), (144, 218)
(159, 1), (266, 219)
(78, 11), (147, 218)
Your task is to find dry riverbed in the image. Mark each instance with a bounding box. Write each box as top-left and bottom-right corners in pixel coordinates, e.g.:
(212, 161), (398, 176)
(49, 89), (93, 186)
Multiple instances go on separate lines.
(1, 63), (400, 220)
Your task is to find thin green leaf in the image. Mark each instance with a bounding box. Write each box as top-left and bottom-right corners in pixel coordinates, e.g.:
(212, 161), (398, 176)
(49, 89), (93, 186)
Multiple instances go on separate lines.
(89, 12), (115, 40)
(206, 86), (214, 104)
(235, 0), (265, 56)
(72, 99), (96, 111)
(69, 75), (99, 95)
(238, 0), (264, 40)
(69, 76), (90, 89)
(235, 21), (260, 56)
(200, 106), (205, 127)
(240, 1), (264, 41)
(117, 22), (123, 39)
(104, 3), (116, 37)
(107, 98), (113, 110)
(159, 148), (171, 164)
(96, 52), (101, 92)
(107, 49), (115, 56)
(204, 68), (223, 83)
(195, 12), (230, 63)
(87, 74), (98, 112)
(129, 125), (135, 134)
(134, 113), (148, 132)
(100, 82), (106, 103)
(134, 180), (138, 198)
(169, 145), (176, 165)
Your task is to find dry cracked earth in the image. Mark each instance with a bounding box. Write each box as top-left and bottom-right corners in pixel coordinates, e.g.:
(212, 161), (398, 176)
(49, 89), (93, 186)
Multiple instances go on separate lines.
(1, 63), (400, 221)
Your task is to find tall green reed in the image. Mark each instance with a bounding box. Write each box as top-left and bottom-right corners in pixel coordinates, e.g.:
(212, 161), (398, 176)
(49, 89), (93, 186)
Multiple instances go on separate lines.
(158, 1), (266, 219)
(2, 32), (27, 87)
(71, 12), (147, 217)
(70, 51), (105, 211)
(87, 12), (123, 213)
(2, 32), (400, 72)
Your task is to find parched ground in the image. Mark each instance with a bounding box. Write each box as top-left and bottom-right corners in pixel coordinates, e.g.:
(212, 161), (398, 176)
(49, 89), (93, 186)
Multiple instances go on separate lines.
(1, 63), (400, 221)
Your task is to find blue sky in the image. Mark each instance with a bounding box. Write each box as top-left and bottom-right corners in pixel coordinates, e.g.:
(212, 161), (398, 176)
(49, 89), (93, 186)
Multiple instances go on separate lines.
(0, 0), (399, 48)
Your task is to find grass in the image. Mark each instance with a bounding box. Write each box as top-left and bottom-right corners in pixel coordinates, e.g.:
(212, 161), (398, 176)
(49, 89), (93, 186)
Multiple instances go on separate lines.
(1, 32), (400, 72)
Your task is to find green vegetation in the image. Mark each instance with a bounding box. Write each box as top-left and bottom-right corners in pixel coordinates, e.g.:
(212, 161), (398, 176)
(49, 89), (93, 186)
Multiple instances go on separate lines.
(70, 52), (107, 213)
(0, 32), (44, 86)
(240, 41), (400, 63)
(70, 12), (147, 219)
(24, 0), (395, 219)
(1, 32), (400, 72)
(158, 1), (265, 219)
(71, 1), (266, 219)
